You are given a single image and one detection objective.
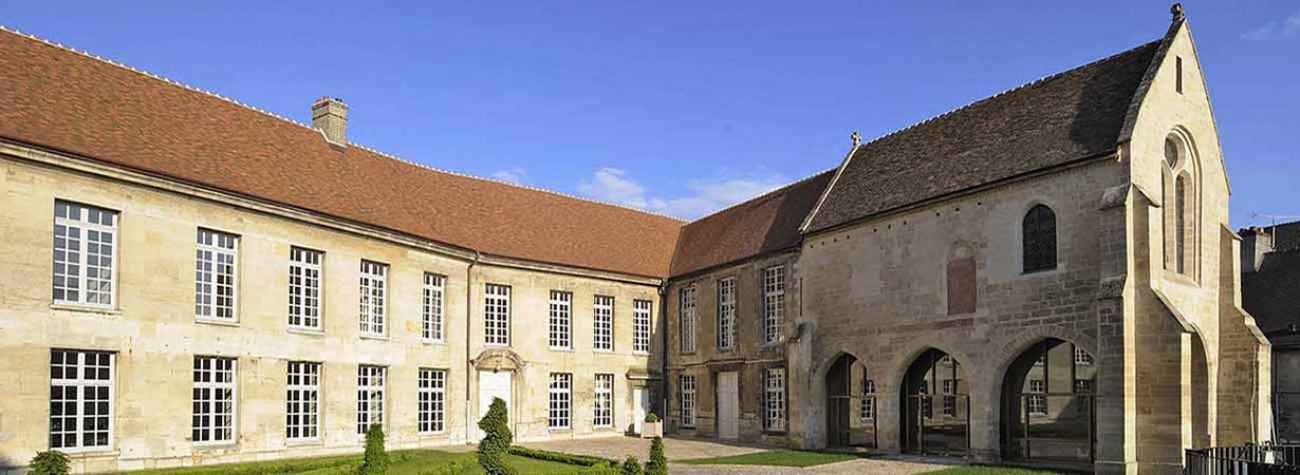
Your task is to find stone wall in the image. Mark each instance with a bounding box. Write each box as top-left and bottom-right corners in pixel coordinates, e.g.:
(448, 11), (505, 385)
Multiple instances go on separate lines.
(0, 150), (661, 472)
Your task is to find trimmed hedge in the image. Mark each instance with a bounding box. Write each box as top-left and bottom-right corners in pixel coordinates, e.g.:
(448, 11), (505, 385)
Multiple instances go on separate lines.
(508, 446), (618, 467)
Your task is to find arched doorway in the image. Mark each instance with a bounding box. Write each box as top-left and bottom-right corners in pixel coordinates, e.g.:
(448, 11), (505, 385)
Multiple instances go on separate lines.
(825, 353), (878, 448)
(1191, 333), (1210, 448)
(1000, 338), (1095, 465)
(901, 349), (969, 456)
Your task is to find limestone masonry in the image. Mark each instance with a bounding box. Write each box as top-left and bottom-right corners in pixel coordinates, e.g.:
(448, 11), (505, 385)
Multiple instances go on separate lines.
(0, 7), (1273, 475)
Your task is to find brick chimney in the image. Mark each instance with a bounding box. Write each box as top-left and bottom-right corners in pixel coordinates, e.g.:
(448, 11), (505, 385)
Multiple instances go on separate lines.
(1241, 226), (1274, 273)
(311, 97), (348, 146)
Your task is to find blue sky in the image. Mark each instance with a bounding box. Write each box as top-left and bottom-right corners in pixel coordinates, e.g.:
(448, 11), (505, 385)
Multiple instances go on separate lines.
(3, 1), (1297, 225)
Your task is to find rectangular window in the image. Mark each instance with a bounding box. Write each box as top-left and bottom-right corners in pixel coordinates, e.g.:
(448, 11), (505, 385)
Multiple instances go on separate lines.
(193, 356), (237, 443)
(679, 286), (697, 353)
(1028, 379), (1047, 415)
(357, 365), (386, 433)
(633, 300), (651, 354)
(50, 350), (114, 450)
(860, 379), (876, 422)
(716, 278), (736, 351)
(919, 385), (932, 418)
(52, 201), (117, 307)
(764, 368), (786, 432)
(594, 373), (614, 428)
(358, 261), (387, 336)
(762, 266), (785, 344)
(594, 295), (614, 351)
(485, 284), (511, 346)
(418, 368), (446, 434)
(286, 361), (321, 440)
(549, 291), (572, 349)
(289, 247), (323, 329)
(942, 380), (957, 417)
(423, 273), (445, 342)
(548, 373), (572, 429)
(1074, 347), (1094, 365)
(679, 374), (696, 428)
(196, 229), (239, 320)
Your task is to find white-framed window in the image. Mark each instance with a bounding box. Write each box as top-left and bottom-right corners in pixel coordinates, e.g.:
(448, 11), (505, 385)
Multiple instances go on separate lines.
(196, 229), (239, 321)
(919, 384), (932, 418)
(423, 273), (445, 342)
(633, 299), (651, 354)
(485, 284), (511, 346)
(357, 365), (386, 434)
(418, 368), (446, 434)
(549, 373), (572, 429)
(289, 247), (323, 329)
(763, 367), (786, 432)
(1027, 379), (1047, 415)
(860, 379), (876, 422)
(716, 278), (736, 351)
(193, 356), (237, 444)
(549, 291), (572, 350)
(358, 261), (387, 336)
(679, 374), (697, 428)
(52, 201), (118, 308)
(1074, 379), (1093, 394)
(942, 380), (957, 417)
(594, 373), (614, 428)
(50, 349), (114, 451)
(762, 266), (785, 344)
(679, 286), (697, 353)
(286, 361), (321, 440)
(594, 295), (614, 351)
(1074, 347), (1094, 365)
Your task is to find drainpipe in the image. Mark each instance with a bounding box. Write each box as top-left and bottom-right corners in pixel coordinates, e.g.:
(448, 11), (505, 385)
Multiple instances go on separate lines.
(658, 280), (670, 423)
(466, 251), (481, 445)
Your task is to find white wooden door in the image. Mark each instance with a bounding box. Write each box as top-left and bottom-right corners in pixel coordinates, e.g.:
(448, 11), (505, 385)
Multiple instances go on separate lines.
(478, 371), (512, 440)
(633, 388), (648, 434)
(718, 371), (739, 440)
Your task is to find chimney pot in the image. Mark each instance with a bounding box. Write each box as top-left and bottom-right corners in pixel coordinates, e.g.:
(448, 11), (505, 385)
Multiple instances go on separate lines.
(311, 97), (348, 146)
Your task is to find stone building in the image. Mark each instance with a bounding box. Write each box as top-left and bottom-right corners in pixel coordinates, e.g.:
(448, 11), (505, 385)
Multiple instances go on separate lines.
(1241, 223), (1300, 443)
(0, 28), (678, 473)
(0, 5), (1276, 475)
(659, 9), (1271, 475)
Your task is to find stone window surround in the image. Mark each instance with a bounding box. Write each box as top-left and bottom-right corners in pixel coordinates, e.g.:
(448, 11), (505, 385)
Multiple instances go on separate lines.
(52, 199), (119, 310)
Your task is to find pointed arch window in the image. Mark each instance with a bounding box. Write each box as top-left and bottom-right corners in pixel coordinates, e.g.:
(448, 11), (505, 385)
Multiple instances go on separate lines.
(1022, 205), (1057, 273)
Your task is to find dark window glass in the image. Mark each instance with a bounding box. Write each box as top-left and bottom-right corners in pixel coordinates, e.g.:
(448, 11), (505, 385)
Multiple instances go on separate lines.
(1023, 205), (1057, 273)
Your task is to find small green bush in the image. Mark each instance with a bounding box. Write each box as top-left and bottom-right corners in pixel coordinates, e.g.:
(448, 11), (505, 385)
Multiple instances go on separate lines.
(620, 456), (643, 475)
(644, 412), (660, 423)
(358, 424), (388, 475)
(645, 437), (667, 475)
(478, 397), (517, 475)
(578, 461), (622, 475)
(508, 446), (617, 467)
(29, 450), (70, 475)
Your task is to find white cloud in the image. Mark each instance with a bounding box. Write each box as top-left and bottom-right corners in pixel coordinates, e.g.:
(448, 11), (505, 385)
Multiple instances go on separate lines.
(578, 167), (790, 219)
(1242, 11), (1300, 40)
(491, 167), (528, 185)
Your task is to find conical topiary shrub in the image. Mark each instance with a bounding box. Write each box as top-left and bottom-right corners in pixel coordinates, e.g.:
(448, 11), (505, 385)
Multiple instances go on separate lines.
(358, 423), (388, 475)
(645, 436), (667, 475)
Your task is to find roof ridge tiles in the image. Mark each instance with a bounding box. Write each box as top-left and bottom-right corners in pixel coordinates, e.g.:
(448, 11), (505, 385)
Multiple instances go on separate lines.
(0, 24), (686, 225)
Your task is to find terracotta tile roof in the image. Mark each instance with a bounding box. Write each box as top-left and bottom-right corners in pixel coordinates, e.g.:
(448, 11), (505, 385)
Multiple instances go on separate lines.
(1243, 249), (1300, 347)
(669, 170), (835, 277)
(805, 40), (1162, 233)
(0, 28), (683, 278)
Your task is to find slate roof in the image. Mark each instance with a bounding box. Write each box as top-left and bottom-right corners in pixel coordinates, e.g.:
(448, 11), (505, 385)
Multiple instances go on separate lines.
(1243, 249), (1300, 347)
(670, 170), (835, 277)
(0, 28), (684, 278)
(805, 40), (1162, 233)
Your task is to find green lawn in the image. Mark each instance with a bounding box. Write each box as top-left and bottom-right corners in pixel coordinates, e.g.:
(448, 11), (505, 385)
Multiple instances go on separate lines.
(126, 449), (587, 475)
(677, 450), (859, 467)
(921, 466), (1069, 475)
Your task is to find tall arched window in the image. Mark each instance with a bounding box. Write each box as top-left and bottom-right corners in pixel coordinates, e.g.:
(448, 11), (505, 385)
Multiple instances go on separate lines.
(1023, 205), (1057, 273)
(1163, 133), (1197, 279)
(1175, 175), (1187, 274)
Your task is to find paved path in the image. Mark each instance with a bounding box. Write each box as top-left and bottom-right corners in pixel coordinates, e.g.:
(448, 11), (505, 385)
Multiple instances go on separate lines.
(519, 435), (955, 474)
